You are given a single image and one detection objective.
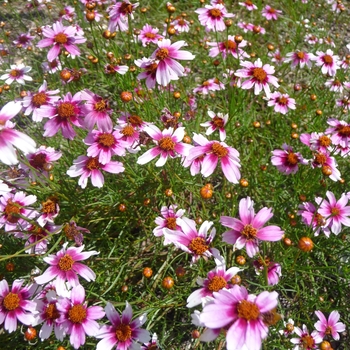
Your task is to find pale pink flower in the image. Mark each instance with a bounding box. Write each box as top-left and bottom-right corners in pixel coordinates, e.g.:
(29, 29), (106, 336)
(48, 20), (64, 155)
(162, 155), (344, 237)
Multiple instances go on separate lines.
(57, 285), (105, 349)
(305, 34), (319, 45)
(37, 21), (86, 62)
(138, 24), (163, 46)
(141, 333), (159, 350)
(285, 50), (314, 69)
(312, 49), (340, 76)
(267, 92), (296, 114)
(195, 3), (234, 32)
(200, 111), (228, 141)
(107, 0), (139, 32)
(0, 101), (36, 165)
(235, 58), (279, 97)
(279, 318), (295, 337)
(67, 156), (125, 189)
(336, 96), (350, 110)
(300, 132), (333, 153)
(59, 5), (76, 21)
(0, 279), (36, 333)
(193, 78), (225, 95)
(290, 325), (322, 350)
(96, 301), (150, 350)
(208, 36), (249, 59)
(34, 242), (99, 296)
(237, 21), (251, 33)
(246, 23), (266, 34)
(239, 1), (258, 11)
(325, 78), (344, 92)
(0, 63), (32, 85)
(200, 286), (279, 350)
(262, 5), (282, 20)
(0, 180), (11, 196)
(221, 197), (284, 257)
(171, 17), (190, 33)
(314, 310), (345, 340)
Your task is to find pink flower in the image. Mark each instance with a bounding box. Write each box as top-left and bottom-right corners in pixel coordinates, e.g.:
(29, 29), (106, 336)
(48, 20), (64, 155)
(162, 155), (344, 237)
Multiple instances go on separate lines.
(200, 111), (228, 141)
(96, 301), (150, 350)
(311, 49), (340, 76)
(267, 92), (296, 114)
(311, 151), (341, 182)
(0, 63), (32, 85)
(171, 17), (190, 33)
(325, 118), (350, 148)
(300, 132), (333, 153)
(268, 49), (285, 65)
(59, 5), (76, 21)
(271, 144), (308, 175)
(34, 242), (99, 295)
(208, 36), (249, 60)
(193, 78), (225, 94)
(134, 57), (158, 89)
(0, 279), (36, 333)
(298, 201), (329, 237)
(37, 21), (86, 62)
(0, 101), (36, 165)
(64, 221), (90, 247)
(150, 39), (195, 86)
(187, 258), (241, 307)
(195, 4), (235, 32)
(187, 133), (241, 183)
(137, 125), (192, 167)
(57, 285), (105, 349)
(238, 1), (258, 11)
(221, 197), (284, 257)
(107, 0), (139, 32)
(291, 325), (322, 350)
(164, 217), (220, 264)
(325, 78), (344, 92)
(235, 58), (279, 97)
(261, 5), (282, 20)
(42, 58), (62, 74)
(13, 32), (35, 48)
(104, 64), (129, 75)
(315, 191), (350, 235)
(67, 156), (125, 189)
(253, 258), (282, 285)
(314, 310), (345, 340)
(138, 24), (163, 46)
(285, 50), (314, 69)
(200, 285), (279, 350)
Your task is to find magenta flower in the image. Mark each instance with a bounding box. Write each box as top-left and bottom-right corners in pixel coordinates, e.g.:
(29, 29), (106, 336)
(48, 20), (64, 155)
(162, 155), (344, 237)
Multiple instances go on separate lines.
(193, 78), (225, 95)
(67, 156), (125, 189)
(187, 258), (241, 308)
(311, 151), (341, 182)
(150, 39), (195, 86)
(267, 92), (296, 115)
(325, 118), (350, 148)
(314, 310), (345, 340)
(139, 23), (163, 47)
(107, 0), (139, 32)
(290, 325), (322, 350)
(13, 32), (35, 48)
(235, 58), (279, 97)
(208, 35), (249, 60)
(298, 201), (329, 237)
(238, 1), (258, 11)
(271, 144), (308, 175)
(300, 132), (333, 154)
(0, 101), (36, 165)
(200, 111), (228, 141)
(0, 63), (32, 85)
(57, 285), (105, 349)
(187, 133), (241, 184)
(135, 57), (159, 89)
(37, 21), (86, 62)
(311, 49), (340, 76)
(261, 5), (282, 20)
(221, 197), (284, 257)
(253, 258), (282, 286)
(96, 301), (150, 350)
(200, 285), (278, 350)
(137, 125), (192, 167)
(34, 242), (99, 296)
(315, 191), (350, 235)
(141, 333), (159, 350)
(0, 279), (36, 333)
(195, 4), (234, 32)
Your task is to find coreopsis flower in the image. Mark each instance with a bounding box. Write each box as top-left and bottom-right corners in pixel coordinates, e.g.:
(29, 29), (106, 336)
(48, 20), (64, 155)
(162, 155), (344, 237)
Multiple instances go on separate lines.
(187, 133), (241, 183)
(59, 5), (76, 21)
(0, 63), (32, 85)
(164, 217), (220, 264)
(314, 310), (345, 340)
(187, 258), (241, 308)
(298, 202), (329, 236)
(262, 5), (282, 20)
(137, 125), (192, 167)
(315, 191), (350, 235)
(20, 145), (62, 179)
(285, 50), (314, 69)
(63, 221), (90, 246)
(268, 49), (285, 65)
(311, 49), (340, 76)
(200, 285), (279, 350)
(104, 64), (129, 75)
(0, 279), (36, 333)
(235, 58), (279, 97)
(117, 112), (149, 133)
(200, 111), (228, 141)
(325, 78), (344, 92)
(0, 191), (37, 232)
(221, 197), (284, 258)
(22, 81), (60, 122)
(96, 301), (150, 350)
(57, 285), (105, 349)
(67, 156), (125, 189)
(13, 33), (35, 48)
(171, 17), (190, 33)
(107, 0), (139, 32)
(325, 118), (350, 148)
(153, 204), (185, 244)
(193, 78), (225, 95)
(141, 333), (159, 349)
(37, 21), (86, 62)
(238, 0), (258, 11)
(300, 132), (333, 153)
(36, 197), (60, 227)
(279, 318), (295, 337)
(253, 257), (282, 285)
(311, 150), (341, 182)
(290, 325), (322, 350)
(267, 92), (296, 114)
(34, 242), (99, 295)
(134, 57), (158, 89)
(246, 23), (266, 34)
(237, 21), (251, 33)
(336, 95), (350, 110)
(138, 24), (163, 46)
(0, 101), (36, 165)
(271, 144), (308, 175)
(208, 36), (249, 59)
(305, 33), (319, 45)
(42, 58), (62, 74)
(149, 39), (195, 86)
(195, 3), (235, 32)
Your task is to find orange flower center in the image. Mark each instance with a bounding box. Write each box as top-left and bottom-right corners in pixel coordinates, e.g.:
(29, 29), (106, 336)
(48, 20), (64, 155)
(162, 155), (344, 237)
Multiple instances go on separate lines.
(57, 102), (75, 119)
(245, 0), (253, 5)
(98, 133), (115, 147)
(209, 8), (222, 18)
(156, 48), (169, 60)
(337, 125), (350, 137)
(54, 33), (68, 44)
(325, 326), (333, 335)
(331, 208), (340, 216)
(4, 199), (21, 224)
(286, 152), (298, 165)
(120, 2), (133, 14)
(166, 217), (177, 230)
(147, 62), (158, 72)
(224, 40), (237, 50)
(323, 55), (333, 64)
(58, 254), (74, 271)
(32, 92), (47, 107)
(145, 32), (156, 39)
(86, 157), (101, 170)
(301, 334), (315, 348)
(128, 115), (143, 127)
(211, 142), (228, 158)
(212, 116), (224, 128)
(237, 300), (260, 321)
(252, 67), (267, 82)
(42, 199), (56, 214)
(241, 224), (257, 239)
(158, 136), (175, 151)
(3, 292), (20, 311)
(207, 276), (227, 292)
(122, 125), (136, 137)
(314, 153), (327, 165)
(94, 100), (107, 112)
(277, 96), (288, 105)
(45, 303), (60, 320)
(318, 135), (331, 147)
(188, 237), (209, 255)
(268, 7), (276, 14)
(115, 323), (132, 341)
(9, 69), (20, 77)
(315, 213), (326, 226)
(68, 304), (87, 323)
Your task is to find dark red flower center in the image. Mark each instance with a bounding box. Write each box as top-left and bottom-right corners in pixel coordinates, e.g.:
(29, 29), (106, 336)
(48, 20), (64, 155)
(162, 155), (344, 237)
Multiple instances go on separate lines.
(45, 303), (60, 320)
(212, 116), (224, 128)
(128, 115), (143, 127)
(120, 2), (133, 15)
(337, 125), (350, 137)
(277, 96), (288, 105)
(4, 199), (21, 224)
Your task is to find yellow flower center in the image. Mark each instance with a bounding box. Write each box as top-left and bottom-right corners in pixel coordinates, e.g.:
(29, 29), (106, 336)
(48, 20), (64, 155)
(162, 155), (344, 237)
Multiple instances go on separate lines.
(68, 304), (87, 323)
(57, 102), (75, 119)
(32, 92), (47, 107)
(252, 67), (267, 82)
(318, 135), (331, 147)
(158, 136), (175, 151)
(3, 292), (20, 311)
(188, 237), (209, 255)
(54, 33), (68, 44)
(241, 224), (257, 239)
(156, 48), (169, 61)
(98, 133), (115, 147)
(331, 208), (340, 216)
(115, 323), (132, 341)
(237, 300), (260, 321)
(314, 153), (327, 165)
(301, 334), (315, 348)
(207, 276), (227, 292)
(58, 254), (74, 271)
(211, 142), (228, 158)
